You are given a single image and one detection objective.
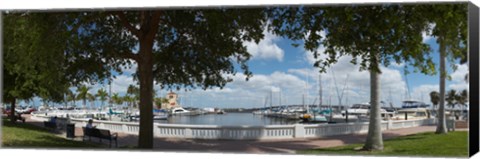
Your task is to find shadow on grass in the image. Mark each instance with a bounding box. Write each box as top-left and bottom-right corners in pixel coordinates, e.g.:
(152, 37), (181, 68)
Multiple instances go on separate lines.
(3, 119), (58, 133)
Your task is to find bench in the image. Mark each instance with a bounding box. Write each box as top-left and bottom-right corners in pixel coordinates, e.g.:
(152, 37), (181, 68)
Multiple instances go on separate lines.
(43, 121), (57, 129)
(82, 127), (118, 148)
(7, 114), (25, 123)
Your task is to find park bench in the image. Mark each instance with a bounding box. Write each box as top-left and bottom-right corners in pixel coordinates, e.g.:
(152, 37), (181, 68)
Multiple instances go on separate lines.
(7, 113), (25, 123)
(82, 127), (118, 148)
(43, 121), (57, 129)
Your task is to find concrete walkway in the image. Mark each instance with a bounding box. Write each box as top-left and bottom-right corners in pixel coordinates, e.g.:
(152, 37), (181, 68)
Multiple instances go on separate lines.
(21, 114), (458, 154)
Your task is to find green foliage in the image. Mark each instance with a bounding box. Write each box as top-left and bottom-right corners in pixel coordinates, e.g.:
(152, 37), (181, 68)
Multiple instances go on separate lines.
(76, 85), (91, 107)
(421, 4), (468, 66)
(154, 97), (169, 109)
(298, 131), (468, 157)
(96, 88), (109, 107)
(429, 91), (440, 107)
(111, 93), (123, 106)
(62, 9), (267, 90)
(3, 13), (71, 103)
(269, 5), (435, 74)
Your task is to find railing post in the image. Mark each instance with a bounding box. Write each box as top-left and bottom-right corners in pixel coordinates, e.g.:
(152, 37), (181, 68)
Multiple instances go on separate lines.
(294, 124), (305, 138)
(387, 120), (392, 130)
(122, 124), (128, 133)
(185, 128), (193, 139)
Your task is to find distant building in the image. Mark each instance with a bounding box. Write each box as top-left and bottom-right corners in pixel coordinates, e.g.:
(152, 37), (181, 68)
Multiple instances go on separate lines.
(160, 92), (180, 109)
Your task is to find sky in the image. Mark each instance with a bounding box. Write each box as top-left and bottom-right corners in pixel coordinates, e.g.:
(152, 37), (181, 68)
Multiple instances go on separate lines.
(24, 26), (469, 109)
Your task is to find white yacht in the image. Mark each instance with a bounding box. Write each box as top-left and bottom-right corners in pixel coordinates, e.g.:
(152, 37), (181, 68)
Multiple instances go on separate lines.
(394, 100), (431, 120)
(341, 102), (395, 120)
(170, 107), (191, 115)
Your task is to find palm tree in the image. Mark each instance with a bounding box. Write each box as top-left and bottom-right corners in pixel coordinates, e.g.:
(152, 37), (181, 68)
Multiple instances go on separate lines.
(87, 94), (96, 110)
(123, 95), (132, 110)
(96, 89), (108, 110)
(76, 85), (92, 109)
(154, 97), (169, 109)
(111, 93), (123, 108)
(429, 91), (440, 109)
(67, 90), (77, 108)
(457, 89), (468, 120)
(127, 85), (140, 108)
(446, 90), (457, 108)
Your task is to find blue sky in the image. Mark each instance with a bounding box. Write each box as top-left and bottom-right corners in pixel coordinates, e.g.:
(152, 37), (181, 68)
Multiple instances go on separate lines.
(23, 27), (468, 109)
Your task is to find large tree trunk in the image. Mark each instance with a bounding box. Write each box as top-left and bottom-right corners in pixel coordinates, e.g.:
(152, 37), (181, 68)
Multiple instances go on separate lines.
(10, 98), (17, 124)
(137, 38), (155, 149)
(436, 37), (448, 134)
(363, 53), (383, 151)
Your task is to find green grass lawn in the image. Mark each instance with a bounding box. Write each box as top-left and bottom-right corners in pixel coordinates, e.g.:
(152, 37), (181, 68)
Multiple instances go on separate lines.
(298, 131), (468, 157)
(2, 119), (100, 148)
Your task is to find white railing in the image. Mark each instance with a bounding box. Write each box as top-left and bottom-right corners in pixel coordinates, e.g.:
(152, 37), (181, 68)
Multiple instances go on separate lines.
(30, 115), (437, 140)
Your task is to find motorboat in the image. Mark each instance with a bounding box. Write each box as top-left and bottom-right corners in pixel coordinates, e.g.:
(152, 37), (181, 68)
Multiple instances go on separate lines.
(170, 107), (191, 115)
(394, 107), (430, 120)
(153, 109), (169, 120)
(341, 102), (395, 120)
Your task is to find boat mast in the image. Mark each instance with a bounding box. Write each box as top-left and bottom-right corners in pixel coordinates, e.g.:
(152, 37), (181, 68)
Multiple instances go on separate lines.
(306, 68), (309, 111)
(404, 71), (411, 100)
(319, 73), (322, 108)
(270, 88), (273, 108)
(109, 80), (112, 109)
(279, 88), (282, 107)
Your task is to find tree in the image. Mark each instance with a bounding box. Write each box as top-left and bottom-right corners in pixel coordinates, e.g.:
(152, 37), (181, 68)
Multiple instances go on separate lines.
(154, 97), (169, 109)
(127, 85), (140, 108)
(111, 93), (123, 108)
(96, 88), (109, 110)
(446, 89), (457, 108)
(429, 91), (440, 109)
(87, 93), (96, 110)
(458, 89), (468, 120)
(3, 13), (71, 123)
(420, 4), (467, 134)
(459, 89), (468, 106)
(76, 85), (92, 109)
(67, 90), (77, 107)
(269, 5), (434, 151)
(43, 9), (267, 148)
(123, 95), (132, 110)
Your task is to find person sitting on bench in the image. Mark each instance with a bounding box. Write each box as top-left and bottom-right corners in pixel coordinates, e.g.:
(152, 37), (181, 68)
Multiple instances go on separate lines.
(86, 119), (96, 129)
(50, 116), (57, 125)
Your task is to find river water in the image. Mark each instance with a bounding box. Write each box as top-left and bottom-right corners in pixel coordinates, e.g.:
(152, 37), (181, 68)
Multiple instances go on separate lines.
(153, 112), (300, 126)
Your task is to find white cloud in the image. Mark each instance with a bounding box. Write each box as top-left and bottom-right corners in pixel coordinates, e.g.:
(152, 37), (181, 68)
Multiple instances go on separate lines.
(111, 75), (135, 94)
(122, 59), (138, 75)
(304, 31), (327, 65)
(422, 23), (436, 43)
(411, 84), (439, 104)
(244, 30), (284, 61)
(451, 64), (468, 83)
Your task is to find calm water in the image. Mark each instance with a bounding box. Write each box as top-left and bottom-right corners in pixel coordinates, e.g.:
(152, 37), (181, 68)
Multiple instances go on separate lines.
(153, 112), (300, 126)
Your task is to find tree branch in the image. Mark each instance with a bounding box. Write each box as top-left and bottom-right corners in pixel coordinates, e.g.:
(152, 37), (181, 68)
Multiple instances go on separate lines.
(117, 51), (139, 61)
(115, 11), (141, 38)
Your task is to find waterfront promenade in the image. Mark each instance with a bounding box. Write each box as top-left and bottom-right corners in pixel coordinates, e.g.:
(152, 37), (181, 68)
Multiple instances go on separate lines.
(22, 114), (444, 153)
